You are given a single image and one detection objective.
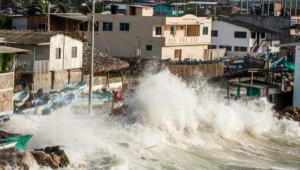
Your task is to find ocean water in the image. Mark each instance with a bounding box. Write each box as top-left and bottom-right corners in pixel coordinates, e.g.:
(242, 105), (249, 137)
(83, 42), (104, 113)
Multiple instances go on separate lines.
(4, 70), (300, 169)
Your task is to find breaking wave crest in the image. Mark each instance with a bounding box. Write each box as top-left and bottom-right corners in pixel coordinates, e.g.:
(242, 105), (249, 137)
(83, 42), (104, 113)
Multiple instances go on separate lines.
(4, 69), (300, 169)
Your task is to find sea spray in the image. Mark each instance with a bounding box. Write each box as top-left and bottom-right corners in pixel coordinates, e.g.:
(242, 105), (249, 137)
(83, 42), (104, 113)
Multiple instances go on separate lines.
(2, 70), (300, 169)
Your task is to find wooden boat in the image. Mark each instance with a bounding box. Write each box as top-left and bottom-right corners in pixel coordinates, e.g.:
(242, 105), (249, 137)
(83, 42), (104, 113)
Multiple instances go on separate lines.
(14, 90), (30, 107)
(0, 115), (10, 124)
(0, 131), (33, 150)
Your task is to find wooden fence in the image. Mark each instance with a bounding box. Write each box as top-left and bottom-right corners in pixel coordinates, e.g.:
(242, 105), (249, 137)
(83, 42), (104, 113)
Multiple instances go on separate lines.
(167, 63), (224, 81)
(0, 72), (14, 114)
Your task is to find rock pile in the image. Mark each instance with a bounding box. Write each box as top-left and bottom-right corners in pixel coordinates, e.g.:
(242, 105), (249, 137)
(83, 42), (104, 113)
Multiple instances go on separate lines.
(277, 106), (300, 122)
(0, 148), (32, 170)
(31, 146), (70, 169)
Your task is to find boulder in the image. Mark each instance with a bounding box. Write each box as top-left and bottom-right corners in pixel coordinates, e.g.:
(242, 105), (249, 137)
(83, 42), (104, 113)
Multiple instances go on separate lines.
(278, 106), (300, 122)
(0, 148), (32, 170)
(31, 146), (70, 169)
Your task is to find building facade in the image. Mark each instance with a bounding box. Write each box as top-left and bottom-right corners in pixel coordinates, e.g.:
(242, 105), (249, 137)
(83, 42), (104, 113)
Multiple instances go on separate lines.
(91, 7), (212, 61)
(0, 30), (83, 91)
(211, 19), (280, 57)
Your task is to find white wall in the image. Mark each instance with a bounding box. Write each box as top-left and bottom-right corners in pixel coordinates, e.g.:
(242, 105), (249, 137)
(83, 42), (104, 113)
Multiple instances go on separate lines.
(211, 20), (251, 53)
(294, 46), (300, 108)
(49, 34), (83, 71)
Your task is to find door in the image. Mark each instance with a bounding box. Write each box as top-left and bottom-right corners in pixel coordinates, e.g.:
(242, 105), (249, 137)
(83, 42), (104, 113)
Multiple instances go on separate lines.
(175, 49), (182, 62)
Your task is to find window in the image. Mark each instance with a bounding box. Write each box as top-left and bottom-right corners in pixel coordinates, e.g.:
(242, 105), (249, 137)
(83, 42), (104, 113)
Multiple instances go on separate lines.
(234, 46), (248, 52)
(234, 31), (247, 38)
(211, 30), (218, 37)
(71, 47), (77, 58)
(251, 32), (256, 39)
(55, 48), (61, 59)
(208, 45), (217, 49)
(261, 32), (266, 38)
(203, 26), (209, 35)
(219, 45), (232, 51)
(155, 26), (162, 35)
(170, 26), (175, 36)
(146, 45), (152, 51)
(103, 22), (113, 31)
(120, 23), (129, 31)
(38, 23), (48, 31)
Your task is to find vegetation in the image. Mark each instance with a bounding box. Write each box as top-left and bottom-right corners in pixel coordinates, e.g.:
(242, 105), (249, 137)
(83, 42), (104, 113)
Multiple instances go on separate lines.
(27, 0), (71, 15)
(0, 16), (12, 29)
(0, 54), (13, 73)
(79, 2), (103, 14)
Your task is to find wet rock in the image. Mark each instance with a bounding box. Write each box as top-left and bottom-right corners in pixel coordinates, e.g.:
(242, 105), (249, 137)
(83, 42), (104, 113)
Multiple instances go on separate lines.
(31, 146), (70, 169)
(278, 106), (300, 122)
(0, 148), (32, 170)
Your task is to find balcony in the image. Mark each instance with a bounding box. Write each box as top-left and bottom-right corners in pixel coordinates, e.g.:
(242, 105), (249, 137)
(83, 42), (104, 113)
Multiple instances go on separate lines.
(165, 36), (209, 46)
(16, 60), (49, 74)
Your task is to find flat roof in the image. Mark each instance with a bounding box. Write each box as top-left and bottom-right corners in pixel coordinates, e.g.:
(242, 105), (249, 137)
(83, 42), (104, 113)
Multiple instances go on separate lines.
(171, 1), (219, 5)
(0, 46), (30, 54)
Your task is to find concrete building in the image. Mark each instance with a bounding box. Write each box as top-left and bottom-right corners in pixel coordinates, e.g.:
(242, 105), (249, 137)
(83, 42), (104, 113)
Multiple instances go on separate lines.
(0, 30), (83, 91)
(91, 5), (212, 61)
(0, 46), (29, 115)
(211, 18), (280, 57)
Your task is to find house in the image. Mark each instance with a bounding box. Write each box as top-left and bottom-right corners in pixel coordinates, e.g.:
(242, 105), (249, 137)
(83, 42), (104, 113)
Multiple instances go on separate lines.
(211, 18), (280, 57)
(0, 46), (29, 115)
(11, 13), (88, 39)
(91, 5), (213, 61)
(0, 30), (83, 92)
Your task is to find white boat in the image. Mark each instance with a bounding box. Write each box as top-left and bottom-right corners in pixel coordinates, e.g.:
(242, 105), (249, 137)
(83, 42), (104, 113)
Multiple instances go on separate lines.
(14, 90), (30, 107)
(0, 141), (17, 150)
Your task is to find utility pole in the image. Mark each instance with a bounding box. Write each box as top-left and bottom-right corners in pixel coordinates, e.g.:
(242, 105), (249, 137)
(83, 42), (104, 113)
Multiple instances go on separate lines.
(295, 0), (298, 16)
(88, 0), (95, 114)
(48, 1), (51, 31)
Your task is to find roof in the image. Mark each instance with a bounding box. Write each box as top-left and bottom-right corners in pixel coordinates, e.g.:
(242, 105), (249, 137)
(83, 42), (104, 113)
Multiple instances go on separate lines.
(171, 1), (219, 5)
(51, 13), (88, 22)
(83, 47), (129, 74)
(0, 46), (30, 54)
(129, 4), (154, 8)
(217, 18), (278, 33)
(0, 30), (62, 45)
(276, 42), (300, 47)
(282, 24), (300, 30)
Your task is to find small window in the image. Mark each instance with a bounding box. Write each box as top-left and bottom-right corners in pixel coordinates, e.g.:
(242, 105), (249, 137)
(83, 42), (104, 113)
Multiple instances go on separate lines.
(55, 48), (61, 59)
(103, 22), (113, 31)
(170, 26), (175, 36)
(234, 31), (247, 38)
(146, 45), (152, 51)
(251, 32), (256, 39)
(71, 47), (77, 58)
(261, 32), (266, 38)
(234, 46), (248, 52)
(211, 30), (218, 37)
(208, 45), (217, 49)
(120, 23), (129, 31)
(203, 26), (209, 35)
(219, 45), (232, 51)
(38, 23), (48, 31)
(155, 26), (162, 35)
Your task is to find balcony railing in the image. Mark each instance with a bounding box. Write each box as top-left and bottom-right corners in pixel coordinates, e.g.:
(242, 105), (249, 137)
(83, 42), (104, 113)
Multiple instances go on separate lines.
(165, 36), (207, 46)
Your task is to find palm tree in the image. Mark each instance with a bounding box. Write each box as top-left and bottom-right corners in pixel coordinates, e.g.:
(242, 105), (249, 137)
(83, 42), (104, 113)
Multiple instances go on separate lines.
(27, 0), (69, 15)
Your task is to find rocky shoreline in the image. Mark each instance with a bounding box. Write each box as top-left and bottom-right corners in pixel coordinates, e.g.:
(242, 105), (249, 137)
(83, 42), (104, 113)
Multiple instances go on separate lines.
(0, 146), (69, 170)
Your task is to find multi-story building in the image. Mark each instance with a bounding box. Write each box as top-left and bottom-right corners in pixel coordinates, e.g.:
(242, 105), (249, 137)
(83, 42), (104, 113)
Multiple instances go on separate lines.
(92, 5), (212, 61)
(211, 18), (280, 57)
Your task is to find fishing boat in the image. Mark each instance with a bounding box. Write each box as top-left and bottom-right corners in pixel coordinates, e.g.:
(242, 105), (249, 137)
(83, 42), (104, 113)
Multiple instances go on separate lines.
(0, 131), (33, 150)
(14, 90), (30, 107)
(0, 114), (10, 124)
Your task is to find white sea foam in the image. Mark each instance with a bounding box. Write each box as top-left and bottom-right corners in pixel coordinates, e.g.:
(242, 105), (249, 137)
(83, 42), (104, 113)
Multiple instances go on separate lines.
(3, 69), (300, 169)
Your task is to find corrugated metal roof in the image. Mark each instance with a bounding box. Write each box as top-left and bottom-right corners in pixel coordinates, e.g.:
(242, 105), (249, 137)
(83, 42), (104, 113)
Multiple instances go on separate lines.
(51, 13), (88, 22)
(0, 30), (62, 45)
(0, 45), (30, 54)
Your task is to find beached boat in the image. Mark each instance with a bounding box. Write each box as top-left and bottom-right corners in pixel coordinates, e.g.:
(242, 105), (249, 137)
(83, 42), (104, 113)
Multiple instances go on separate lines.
(14, 90), (30, 107)
(0, 131), (33, 150)
(0, 114), (10, 124)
